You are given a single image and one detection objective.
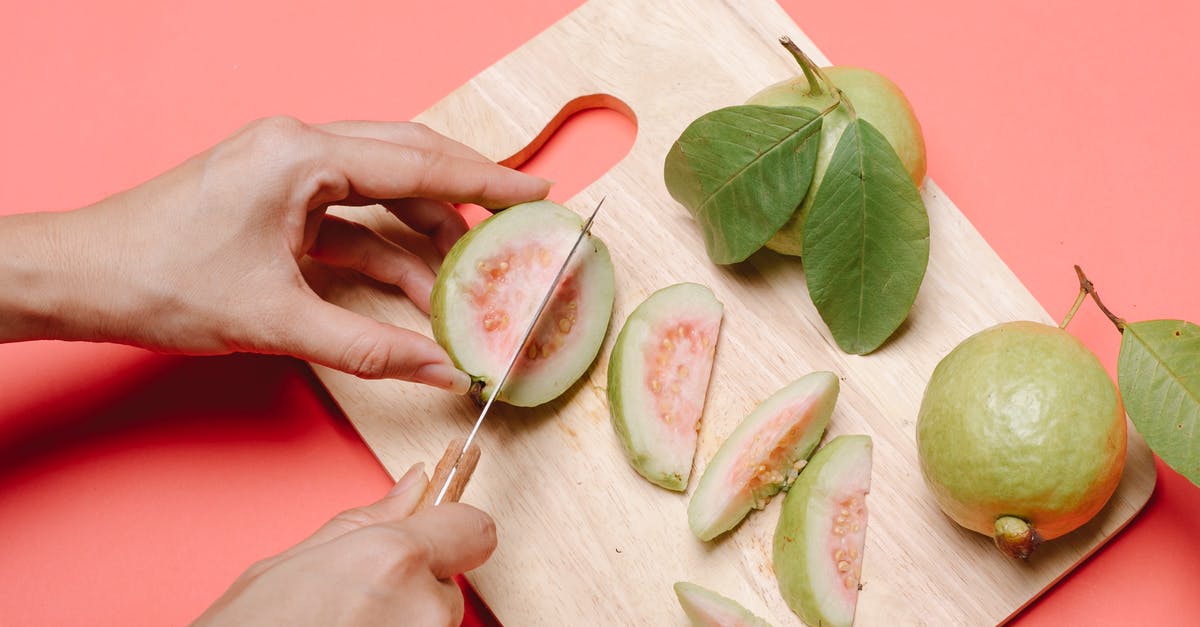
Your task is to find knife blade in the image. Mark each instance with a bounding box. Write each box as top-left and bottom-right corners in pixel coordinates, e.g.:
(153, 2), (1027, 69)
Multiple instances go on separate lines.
(420, 196), (606, 508)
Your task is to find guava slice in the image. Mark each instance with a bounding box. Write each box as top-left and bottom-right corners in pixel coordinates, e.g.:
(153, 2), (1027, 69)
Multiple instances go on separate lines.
(608, 283), (724, 490)
(773, 435), (873, 627)
(688, 371), (839, 541)
(431, 200), (615, 407)
(673, 581), (773, 627)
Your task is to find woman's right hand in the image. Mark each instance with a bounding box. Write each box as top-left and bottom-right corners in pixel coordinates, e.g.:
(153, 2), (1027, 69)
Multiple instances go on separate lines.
(194, 464), (497, 626)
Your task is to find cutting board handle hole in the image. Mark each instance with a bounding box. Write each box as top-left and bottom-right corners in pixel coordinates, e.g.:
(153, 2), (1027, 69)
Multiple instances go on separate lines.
(510, 94), (636, 198)
(460, 95), (635, 224)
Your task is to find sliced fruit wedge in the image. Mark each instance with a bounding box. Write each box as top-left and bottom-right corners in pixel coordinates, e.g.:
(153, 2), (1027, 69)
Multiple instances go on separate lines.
(673, 581), (773, 627)
(431, 200), (615, 407)
(688, 371), (839, 541)
(608, 283), (724, 490)
(773, 434), (873, 627)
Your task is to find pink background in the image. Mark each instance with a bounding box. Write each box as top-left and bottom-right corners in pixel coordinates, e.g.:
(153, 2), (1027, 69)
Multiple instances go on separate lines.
(2, 0), (1198, 624)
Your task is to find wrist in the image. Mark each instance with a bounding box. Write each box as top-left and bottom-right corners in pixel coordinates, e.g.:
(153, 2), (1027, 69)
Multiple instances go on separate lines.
(0, 207), (133, 344)
(0, 212), (71, 341)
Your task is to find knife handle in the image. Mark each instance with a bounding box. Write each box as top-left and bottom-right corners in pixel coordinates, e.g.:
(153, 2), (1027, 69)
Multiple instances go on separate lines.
(417, 437), (481, 510)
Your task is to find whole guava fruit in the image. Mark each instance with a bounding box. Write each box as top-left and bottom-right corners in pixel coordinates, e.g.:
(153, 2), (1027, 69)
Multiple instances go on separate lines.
(915, 321), (1127, 559)
(749, 43), (926, 256)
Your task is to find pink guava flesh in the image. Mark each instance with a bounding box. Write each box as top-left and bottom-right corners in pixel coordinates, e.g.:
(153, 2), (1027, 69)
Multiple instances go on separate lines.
(688, 372), (838, 541)
(641, 318), (720, 437)
(607, 283), (724, 491)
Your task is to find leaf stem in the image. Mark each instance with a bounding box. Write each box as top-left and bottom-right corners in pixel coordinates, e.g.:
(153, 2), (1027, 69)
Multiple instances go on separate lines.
(779, 36), (823, 96)
(1074, 265), (1126, 333)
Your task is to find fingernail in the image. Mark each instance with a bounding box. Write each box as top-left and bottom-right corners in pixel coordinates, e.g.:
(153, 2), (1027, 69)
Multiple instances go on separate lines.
(414, 363), (472, 395)
(390, 462), (425, 495)
(540, 178), (556, 187)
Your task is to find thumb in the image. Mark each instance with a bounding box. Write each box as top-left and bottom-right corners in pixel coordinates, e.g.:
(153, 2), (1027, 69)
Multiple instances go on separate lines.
(281, 292), (471, 393)
(253, 462), (431, 570)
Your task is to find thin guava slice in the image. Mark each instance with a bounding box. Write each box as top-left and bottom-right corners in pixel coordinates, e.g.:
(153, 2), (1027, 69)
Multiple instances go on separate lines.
(608, 283), (724, 490)
(688, 371), (839, 541)
(773, 435), (872, 627)
(430, 200), (615, 407)
(673, 581), (773, 627)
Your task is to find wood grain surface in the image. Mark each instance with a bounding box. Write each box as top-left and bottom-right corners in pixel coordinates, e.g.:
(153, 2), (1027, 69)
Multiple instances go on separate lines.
(306, 0), (1156, 623)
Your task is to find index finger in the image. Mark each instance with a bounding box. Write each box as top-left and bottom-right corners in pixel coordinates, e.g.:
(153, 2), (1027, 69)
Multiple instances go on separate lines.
(315, 120), (493, 164)
(325, 134), (551, 209)
(393, 503), (498, 579)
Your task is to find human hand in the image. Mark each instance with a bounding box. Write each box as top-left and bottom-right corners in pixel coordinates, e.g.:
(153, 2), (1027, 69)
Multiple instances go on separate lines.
(2, 116), (549, 391)
(194, 463), (497, 626)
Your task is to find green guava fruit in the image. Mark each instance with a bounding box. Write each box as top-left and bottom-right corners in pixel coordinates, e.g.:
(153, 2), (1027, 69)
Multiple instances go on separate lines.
(915, 321), (1128, 559)
(430, 200), (615, 407)
(749, 46), (926, 257)
(773, 434), (872, 627)
(688, 371), (839, 541)
(608, 283), (724, 491)
(673, 581), (773, 627)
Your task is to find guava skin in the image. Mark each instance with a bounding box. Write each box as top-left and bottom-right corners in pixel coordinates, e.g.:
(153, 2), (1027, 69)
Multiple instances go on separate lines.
(673, 581), (772, 627)
(773, 435), (872, 627)
(749, 66), (927, 256)
(916, 321), (1127, 554)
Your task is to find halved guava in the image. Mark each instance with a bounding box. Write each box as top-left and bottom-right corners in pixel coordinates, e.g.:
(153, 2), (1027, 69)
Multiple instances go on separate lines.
(430, 200), (615, 407)
(673, 581), (772, 627)
(608, 283), (723, 491)
(688, 371), (839, 541)
(773, 435), (872, 627)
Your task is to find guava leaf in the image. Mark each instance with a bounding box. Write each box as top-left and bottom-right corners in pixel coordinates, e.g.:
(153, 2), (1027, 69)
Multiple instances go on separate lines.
(664, 105), (821, 265)
(801, 119), (929, 355)
(1117, 319), (1200, 486)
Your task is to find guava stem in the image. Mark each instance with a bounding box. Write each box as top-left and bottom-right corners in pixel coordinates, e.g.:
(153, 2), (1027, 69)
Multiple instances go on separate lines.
(777, 36), (852, 121)
(467, 378), (487, 407)
(1074, 265), (1126, 333)
(993, 516), (1043, 560)
(1060, 286), (1087, 329)
(779, 36), (824, 96)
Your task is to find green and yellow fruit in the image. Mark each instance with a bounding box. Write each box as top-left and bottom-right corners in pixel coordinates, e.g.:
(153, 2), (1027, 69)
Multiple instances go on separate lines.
(749, 44), (926, 257)
(915, 321), (1127, 558)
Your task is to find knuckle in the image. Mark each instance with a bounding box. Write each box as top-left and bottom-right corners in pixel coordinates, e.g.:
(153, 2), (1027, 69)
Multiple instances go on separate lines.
(219, 115), (316, 175)
(384, 251), (422, 289)
(411, 149), (445, 190)
(250, 114), (307, 138)
(406, 121), (434, 137)
(251, 115), (314, 154)
(340, 332), (394, 380)
(330, 505), (381, 531)
(436, 210), (470, 239)
(238, 556), (277, 581)
(380, 531), (430, 573)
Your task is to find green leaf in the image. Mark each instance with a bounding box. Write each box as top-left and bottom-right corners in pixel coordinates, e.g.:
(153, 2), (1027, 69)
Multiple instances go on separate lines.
(665, 105), (822, 264)
(801, 119), (929, 355)
(1118, 319), (1200, 486)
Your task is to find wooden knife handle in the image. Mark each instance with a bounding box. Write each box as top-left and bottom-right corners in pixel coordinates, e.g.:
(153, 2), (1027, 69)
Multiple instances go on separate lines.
(417, 438), (481, 510)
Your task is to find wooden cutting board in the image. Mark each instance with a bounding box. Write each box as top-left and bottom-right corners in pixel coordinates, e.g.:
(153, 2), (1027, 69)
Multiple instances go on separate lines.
(307, 0), (1156, 623)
